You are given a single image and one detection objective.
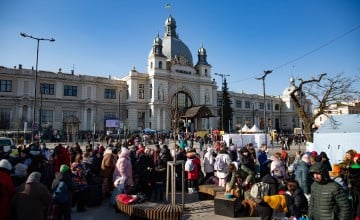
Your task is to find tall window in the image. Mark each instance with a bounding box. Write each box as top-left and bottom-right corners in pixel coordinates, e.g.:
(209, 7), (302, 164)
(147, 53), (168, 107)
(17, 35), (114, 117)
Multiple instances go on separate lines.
(40, 83), (55, 95)
(275, 104), (280, 111)
(0, 80), (12, 92)
(138, 84), (145, 99)
(104, 89), (116, 99)
(149, 109), (152, 118)
(137, 111), (145, 128)
(63, 111), (77, 120)
(235, 100), (242, 108)
(267, 103), (271, 111)
(41, 110), (53, 124)
(245, 101), (251, 109)
(149, 84), (152, 99)
(0, 108), (11, 129)
(259, 102), (264, 110)
(158, 61), (162, 69)
(64, 85), (77, 96)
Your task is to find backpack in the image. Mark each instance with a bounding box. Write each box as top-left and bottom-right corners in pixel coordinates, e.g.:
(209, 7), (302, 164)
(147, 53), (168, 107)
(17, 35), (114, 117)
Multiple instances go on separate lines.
(250, 181), (270, 203)
(214, 155), (226, 172)
(53, 181), (70, 204)
(185, 159), (195, 172)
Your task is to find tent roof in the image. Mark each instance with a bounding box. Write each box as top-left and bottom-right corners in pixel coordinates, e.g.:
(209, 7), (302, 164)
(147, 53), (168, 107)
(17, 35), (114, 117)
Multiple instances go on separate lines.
(249, 124), (263, 133)
(315, 114), (360, 134)
(241, 124), (250, 132)
(180, 106), (214, 119)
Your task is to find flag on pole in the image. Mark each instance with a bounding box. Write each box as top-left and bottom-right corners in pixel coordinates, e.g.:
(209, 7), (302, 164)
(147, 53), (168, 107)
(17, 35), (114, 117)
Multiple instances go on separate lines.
(165, 3), (171, 9)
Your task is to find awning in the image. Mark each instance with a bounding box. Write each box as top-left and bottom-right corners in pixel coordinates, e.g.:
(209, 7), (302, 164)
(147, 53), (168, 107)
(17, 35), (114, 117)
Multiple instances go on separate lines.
(180, 106), (214, 119)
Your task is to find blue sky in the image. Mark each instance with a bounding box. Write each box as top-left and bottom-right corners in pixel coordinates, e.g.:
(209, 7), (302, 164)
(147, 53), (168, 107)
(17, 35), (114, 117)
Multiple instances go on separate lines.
(1, 0), (359, 96)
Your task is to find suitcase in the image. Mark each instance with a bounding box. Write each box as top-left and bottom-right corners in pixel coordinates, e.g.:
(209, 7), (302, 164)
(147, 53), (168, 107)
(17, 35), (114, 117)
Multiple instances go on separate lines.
(214, 193), (241, 218)
(86, 184), (102, 206)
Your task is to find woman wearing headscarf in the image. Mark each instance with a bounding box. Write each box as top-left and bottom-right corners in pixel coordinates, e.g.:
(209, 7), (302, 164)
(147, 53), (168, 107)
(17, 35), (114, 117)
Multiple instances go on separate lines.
(203, 146), (215, 182)
(12, 171), (52, 220)
(113, 147), (133, 193)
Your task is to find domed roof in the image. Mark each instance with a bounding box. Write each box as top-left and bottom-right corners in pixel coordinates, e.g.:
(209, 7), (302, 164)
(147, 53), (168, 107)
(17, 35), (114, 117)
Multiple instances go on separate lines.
(162, 36), (193, 65)
(149, 15), (193, 66)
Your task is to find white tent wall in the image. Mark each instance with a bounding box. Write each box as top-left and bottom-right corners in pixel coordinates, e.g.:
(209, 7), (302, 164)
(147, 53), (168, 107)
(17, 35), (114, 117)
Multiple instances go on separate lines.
(223, 134), (270, 148)
(313, 132), (360, 166)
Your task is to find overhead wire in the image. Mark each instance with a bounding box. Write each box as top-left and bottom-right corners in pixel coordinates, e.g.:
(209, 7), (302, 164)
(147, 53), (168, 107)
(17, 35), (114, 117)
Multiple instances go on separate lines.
(228, 24), (360, 85)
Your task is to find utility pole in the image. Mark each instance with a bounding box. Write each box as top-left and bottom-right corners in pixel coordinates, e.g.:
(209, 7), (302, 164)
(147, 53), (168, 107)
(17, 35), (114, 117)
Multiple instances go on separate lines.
(256, 70), (272, 146)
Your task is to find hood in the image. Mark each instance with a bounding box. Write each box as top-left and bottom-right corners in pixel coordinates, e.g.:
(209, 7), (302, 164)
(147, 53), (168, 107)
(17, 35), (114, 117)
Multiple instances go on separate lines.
(309, 162), (331, 183)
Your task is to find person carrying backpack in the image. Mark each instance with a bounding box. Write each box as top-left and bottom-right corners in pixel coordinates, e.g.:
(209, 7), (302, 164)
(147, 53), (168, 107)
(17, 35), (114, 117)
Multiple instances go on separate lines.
(51, 164), (73, 220)
(185, 151), (201, 193)
(255, 161), (279, 220)
(214, 146), (232, 187)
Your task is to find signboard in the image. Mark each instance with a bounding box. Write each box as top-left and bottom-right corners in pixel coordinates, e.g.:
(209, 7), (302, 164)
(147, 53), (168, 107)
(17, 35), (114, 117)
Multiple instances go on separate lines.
(106, 119), (120, 128)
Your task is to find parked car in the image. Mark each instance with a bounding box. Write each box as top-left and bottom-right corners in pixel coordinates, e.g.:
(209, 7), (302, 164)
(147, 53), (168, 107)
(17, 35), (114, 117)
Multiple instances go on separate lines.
(0, 137), (15, 153)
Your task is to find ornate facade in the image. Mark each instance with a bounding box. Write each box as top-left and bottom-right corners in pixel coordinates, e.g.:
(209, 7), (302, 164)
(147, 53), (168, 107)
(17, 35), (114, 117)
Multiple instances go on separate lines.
(0, 15), (308, 138)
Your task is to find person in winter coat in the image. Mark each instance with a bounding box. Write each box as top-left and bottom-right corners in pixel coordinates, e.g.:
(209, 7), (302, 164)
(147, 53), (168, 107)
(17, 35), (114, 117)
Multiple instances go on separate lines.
(71, 154), (88, 212)
(133, 146), (154, 198)
(113, 147), (134, 193)
(12, 171), (52, 220)
(51, 164), (73, 220)
(348, 155), (360, 220)
(308, 162), (351, 220)
(258, 144), (269, 179)
(294, 153), (311, 195)
(214, 146), (232, 187)
(239, 146), (255, 186)
(184, 151), (201, 193)
(101, 148), (117, 196)
(0, 159), (15, 220)
(286, 179), (308, 218)
(255, 164), (279, 220)
(203, 146), (215, 181)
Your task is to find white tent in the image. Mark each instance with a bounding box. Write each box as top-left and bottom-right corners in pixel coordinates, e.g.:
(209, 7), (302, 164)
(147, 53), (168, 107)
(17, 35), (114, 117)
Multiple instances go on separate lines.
(239, 124), (250, 133)
(312, 114), (360, 165)
(249, 124), (263, 133)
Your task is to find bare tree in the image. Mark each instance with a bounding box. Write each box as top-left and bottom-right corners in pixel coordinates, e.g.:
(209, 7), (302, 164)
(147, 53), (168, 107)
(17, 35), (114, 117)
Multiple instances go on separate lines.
(290, 73), (360, 142)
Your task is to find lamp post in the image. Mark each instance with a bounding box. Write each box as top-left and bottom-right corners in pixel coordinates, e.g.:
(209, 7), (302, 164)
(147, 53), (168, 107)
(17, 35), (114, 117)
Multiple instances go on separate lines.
(256, 70), (272, 146)
(20, 32), (55, 140)
(214, 72), (230, 131)
(39, 84), (45, 140)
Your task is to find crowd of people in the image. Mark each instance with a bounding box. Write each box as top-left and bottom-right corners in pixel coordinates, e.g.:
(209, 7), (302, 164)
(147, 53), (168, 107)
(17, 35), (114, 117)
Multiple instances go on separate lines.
(0, 133), (359, 220)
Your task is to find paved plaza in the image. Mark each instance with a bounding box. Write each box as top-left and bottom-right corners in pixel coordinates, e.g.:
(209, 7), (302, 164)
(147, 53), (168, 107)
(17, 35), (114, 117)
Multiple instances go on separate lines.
(64, 140), (305, 220)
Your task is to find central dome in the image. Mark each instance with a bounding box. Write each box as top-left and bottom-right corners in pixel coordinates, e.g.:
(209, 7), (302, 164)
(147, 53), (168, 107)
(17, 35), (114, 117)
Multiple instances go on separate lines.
(149, 15), (193, 66)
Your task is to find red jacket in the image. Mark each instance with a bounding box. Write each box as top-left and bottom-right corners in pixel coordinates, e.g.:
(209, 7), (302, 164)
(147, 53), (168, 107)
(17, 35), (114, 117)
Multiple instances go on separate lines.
(0, 169), (15, 220)
(187, 157), (201, 180)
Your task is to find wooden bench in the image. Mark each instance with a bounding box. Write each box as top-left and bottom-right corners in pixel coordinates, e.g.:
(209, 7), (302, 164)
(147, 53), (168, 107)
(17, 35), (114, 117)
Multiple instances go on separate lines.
(116, 200), (183, 220)
(214, 193), (241, 218)
(198, 184), (225, 200)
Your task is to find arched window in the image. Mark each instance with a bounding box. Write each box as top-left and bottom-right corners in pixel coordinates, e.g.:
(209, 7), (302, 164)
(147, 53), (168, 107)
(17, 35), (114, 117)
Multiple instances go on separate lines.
(150, 62), (153, 69)
(159, 61), (163, 69)
(171, 91), (193, 109)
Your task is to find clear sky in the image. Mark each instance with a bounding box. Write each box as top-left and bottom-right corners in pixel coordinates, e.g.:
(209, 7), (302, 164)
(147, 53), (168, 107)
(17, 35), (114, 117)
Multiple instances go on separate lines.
(1, 0), (359, 96)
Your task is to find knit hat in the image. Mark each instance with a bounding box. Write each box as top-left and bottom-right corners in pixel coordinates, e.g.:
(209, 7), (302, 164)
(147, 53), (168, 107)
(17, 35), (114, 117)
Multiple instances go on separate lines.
(60, 164), (70, 173)
(0, 159), (12, 171)
(310, 151), (318, 157)
(263, 195), (288, 213)
(26, 171), (41, 183)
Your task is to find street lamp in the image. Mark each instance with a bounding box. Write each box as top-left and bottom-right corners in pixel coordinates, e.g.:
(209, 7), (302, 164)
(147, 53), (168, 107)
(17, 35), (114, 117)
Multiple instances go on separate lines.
(214, 72), (230, 131)
(256, 70), (272, 146)
(20, 32), (55, 140)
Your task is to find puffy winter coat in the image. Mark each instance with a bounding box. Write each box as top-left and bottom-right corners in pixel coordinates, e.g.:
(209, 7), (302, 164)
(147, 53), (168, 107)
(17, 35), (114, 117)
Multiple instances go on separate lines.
(294, 160), (311, 194)
(308, 162), (351, 220)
